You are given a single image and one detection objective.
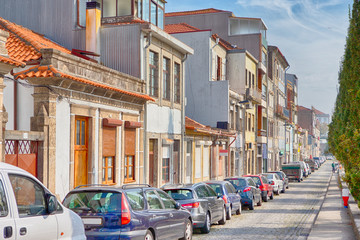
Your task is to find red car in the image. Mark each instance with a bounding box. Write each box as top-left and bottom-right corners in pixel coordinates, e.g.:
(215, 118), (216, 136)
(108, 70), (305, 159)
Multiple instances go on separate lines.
(243, 175), (274, 202)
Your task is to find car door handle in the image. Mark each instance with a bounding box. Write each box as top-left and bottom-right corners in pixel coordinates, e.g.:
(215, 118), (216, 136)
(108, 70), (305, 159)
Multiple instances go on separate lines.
(19, 227), (27, 236)
(4, 226), (13, 238)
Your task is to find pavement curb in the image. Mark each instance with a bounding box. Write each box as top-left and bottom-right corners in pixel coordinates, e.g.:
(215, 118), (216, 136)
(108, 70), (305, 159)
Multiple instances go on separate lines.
(304, 170), (333, 239)
(339, 172), (360, 240)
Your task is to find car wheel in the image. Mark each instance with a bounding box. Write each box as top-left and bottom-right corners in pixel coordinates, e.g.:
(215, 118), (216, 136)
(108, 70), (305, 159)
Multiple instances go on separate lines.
(226, 205), (232, 220)
(298, 178), (301, 182)
(257, 195), (262, 206)
(145, 230), (154, 240)
(236, 202), (242, 215)
(218, 206), (227, 225)
(281, 185), (286, 193)
(180, 219), (193, 240)
(249, 198), (255, 210)
(200, 212), (211, 234)
(275, 189), (280, 195)
(286, 185), (289, 189)
(263, 192), (269, 202)
(270, 191), (274, 200)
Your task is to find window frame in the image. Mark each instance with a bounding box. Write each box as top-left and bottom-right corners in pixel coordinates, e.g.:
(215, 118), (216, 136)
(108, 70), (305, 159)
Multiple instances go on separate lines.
(124, 155), (135, 183)
(149, 51), (159, 97)
(0, 179), (9, 217)
(174, 62), (181, 104)
(162, 57), (171, 101)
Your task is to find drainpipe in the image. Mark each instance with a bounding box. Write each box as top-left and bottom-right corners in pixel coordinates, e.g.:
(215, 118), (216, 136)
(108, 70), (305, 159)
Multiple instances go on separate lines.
(181, 53), (188, 183)
(143, 32), (151, 184)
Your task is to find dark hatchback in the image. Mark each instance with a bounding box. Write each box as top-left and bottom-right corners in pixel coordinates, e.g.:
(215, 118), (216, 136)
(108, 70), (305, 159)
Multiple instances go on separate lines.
(204, 180), (242, 220)
(224, 177), (262, 210)
(162, 183), (226, 234)
(63, 184), (193, 240)
(244, 175), (273, 202)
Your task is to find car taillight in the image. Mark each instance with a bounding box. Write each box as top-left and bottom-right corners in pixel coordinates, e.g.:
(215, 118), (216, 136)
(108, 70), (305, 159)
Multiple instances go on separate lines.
(222, 195), (228, 204)
(243, 187), (251, 192)
(259, 185), (264, 191)
(181, 202), (200, 209)
(121, 194), (131, 225)
(271, 181), (275, 185)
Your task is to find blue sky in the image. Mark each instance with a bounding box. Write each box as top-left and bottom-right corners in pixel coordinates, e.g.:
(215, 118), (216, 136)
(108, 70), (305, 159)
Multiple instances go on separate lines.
(166, 0), (352, 115)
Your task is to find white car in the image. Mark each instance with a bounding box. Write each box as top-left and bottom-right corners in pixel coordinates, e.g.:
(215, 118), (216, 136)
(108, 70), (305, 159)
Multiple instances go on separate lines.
(262, 173), (284, 195)
(0, 162), (86, 240)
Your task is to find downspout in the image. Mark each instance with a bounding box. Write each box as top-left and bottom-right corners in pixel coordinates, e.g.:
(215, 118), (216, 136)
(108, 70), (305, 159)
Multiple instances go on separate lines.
(181, 53), (188, 183)
(144, 32), (151, 184)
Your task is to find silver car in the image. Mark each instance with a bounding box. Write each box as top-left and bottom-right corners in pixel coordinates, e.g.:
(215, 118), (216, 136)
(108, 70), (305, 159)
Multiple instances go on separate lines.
(262, 173), (284, 195)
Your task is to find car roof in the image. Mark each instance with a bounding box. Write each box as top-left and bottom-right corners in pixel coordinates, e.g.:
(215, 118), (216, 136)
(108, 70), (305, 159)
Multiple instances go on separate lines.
(204, 180), (229, 185)
(68, 184), (158, 193)
(0, 162), (29, 174)
(161, 183), (204, 190)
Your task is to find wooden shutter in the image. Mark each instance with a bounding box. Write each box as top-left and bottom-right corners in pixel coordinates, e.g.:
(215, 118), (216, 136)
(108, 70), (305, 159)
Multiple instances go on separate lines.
(103, 127), (116, 157)
(125, 128), (136, 155)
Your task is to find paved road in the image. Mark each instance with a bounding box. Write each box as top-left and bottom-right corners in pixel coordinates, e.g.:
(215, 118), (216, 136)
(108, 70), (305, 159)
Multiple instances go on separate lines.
(193, 162), (332, 240)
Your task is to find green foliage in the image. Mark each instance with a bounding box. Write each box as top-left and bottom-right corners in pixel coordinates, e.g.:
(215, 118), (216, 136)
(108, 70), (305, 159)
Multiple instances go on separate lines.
(328, 0), (360, 203)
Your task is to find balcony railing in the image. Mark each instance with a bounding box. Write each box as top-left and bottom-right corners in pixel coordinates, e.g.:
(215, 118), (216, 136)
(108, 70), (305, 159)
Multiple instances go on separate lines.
(246, 88), (262, 104)
(257, 129), (267, 137)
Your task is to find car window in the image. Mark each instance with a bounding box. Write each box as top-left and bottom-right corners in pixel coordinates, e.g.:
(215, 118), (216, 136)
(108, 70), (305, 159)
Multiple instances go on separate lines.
(145, 190), (163, 210)
(275, 175), (280, 180)
(225, 183), (235, 193)
(261, 176), (268, 183)
(165, 189), (193, 200)
(125, 189), (145, 211)
(195, 185), (209, 198)
(248, 178), (256, 187)
(156, 190), (176, 209)
(251, 176), (261, 185)
(0, 180), (8, 217)
(264, 174), (273, 179)
(9, 174), (47, 217)
(63, 191), (121, 213)
(207, 184), (223, 195)
(205, 185), (217, 197)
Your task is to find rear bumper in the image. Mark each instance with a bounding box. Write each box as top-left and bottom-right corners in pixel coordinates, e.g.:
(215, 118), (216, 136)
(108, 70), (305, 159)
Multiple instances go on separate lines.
(191, 212), (207, 228)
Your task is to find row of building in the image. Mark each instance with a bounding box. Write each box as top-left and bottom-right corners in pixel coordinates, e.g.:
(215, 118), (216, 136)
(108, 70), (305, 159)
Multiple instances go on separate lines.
(0, 0), (329, 199)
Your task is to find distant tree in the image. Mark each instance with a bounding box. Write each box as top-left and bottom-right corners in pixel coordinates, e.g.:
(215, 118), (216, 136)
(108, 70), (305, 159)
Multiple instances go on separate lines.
(328, 0), (360, 201)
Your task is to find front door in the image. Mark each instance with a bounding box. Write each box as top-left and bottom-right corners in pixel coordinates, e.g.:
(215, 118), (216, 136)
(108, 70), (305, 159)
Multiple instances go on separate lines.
(149, 139), (158, 187)
(74, 117), (89, 188)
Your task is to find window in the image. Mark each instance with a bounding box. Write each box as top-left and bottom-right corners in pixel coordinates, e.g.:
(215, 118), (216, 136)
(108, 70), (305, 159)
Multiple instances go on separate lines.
(150, 1), (157, 25)
(205, 185), (217, 197)
(248, 114), (251, 131)
(145, 190), (163, 210)
(124, 128), (136, 182)
(216, 56), (222, 81)
(245, 69), (248, 86)
(162, 157), (170, 183)
(156, 190), (176, 209)
(96, 0), (131, 18)
(102, 126), (116, 184)
(248, 71), (251, 87)
(252, 74), (255, 88)
(149, 0), (165, 28)
(102, 157), (114, 184)
(9, 174), (46, 217)
(149, 51), (159, 97)
(174, 63), (181, 103)
(195, 185), (210, 198)
(0, 180), (8, 217)
(135, 0), (142, 18)
(162, 57), (170, 100)
(252, 114), (255, 132)
(125, 189), (145, 210)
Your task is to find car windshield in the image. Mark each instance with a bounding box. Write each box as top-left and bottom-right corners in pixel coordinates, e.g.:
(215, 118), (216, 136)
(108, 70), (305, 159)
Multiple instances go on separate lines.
(63, 191), (121, 213)
(264, 174), (273, 179)
(250, 177), (261, 185)
(207, 184), (224, 195)
(164, 189), (193, 200)
(227, 179), (247, 189)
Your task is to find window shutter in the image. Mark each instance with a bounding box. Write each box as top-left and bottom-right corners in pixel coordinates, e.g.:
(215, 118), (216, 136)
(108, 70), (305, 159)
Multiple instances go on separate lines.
(103, 127), (116, 157)
(125, 128), (136, 155)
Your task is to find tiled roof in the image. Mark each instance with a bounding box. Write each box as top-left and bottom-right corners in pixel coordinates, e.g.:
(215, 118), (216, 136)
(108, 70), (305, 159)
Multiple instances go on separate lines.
(298, 106), (311, 111)
(0, 55), (24, 67)
(0, 17), (71, 63)
(165, 23), (201, 34)
(165, 8), (228, 17)
(186, 116), (235, 137)
(212, 34), (240, 51)
(313, 108), (327, 115)
(14, 65), (155, 102)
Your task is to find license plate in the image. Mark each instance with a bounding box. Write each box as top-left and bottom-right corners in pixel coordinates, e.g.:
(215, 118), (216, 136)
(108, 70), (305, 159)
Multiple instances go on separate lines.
(82, 217), (103, 225)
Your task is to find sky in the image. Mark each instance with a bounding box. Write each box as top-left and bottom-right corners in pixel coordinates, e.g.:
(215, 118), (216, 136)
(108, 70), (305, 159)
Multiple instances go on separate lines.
(166, 0), (353, 116)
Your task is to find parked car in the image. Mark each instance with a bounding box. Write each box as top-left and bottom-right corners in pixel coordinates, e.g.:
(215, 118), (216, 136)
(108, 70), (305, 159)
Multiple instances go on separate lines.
(282, 162), (304, 182)
(162, 183), (226, 234)
(63, 184), (193, 240)
(224, 177), (262, 210)
(0, 162), (86, 240)
(294, 161), (309, 178)
(304, 159), (316, 172)
(243, 175), (273, 202)
(204, 180), (242, 220)
(305, 163), (311, 175)
(268, 171), (289, 191)
(262, 173), (284, 195)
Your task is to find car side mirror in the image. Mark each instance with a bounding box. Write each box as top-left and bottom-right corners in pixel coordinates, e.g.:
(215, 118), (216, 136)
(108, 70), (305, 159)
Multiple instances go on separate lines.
(47, 194), (58, 214)
(217, 193), (222, 198)
(236, 189), (240, 193)
(175, 202), (181, 210)
(256, 185), (260, 188)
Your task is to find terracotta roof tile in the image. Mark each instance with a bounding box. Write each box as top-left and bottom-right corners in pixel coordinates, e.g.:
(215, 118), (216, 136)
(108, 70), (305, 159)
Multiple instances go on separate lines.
(164, 23), (201, 34)
(185, 116), (235, 137)
(0, 55), (24, 67)
(0, 17), (71, 63)
(165, 8), (228, 17)
(212, 34), (241, 51)
(14, 65), (154, 102)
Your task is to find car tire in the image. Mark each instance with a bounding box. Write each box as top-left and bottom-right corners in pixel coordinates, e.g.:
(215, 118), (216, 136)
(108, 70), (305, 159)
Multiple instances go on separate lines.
(145, 230), (154, 240)
(298, 178), (301, 182)
(180, 219), (193, 240)
(263, 192), (269, 202)
(286, 184), (289, 189)
(270, 191), (274, 200)
(275, 189), (280, 195)
(226, 205), (232, 220)
(257, 195), (262, 206)
(218, 207), (227, 225)
(281, 185), (286, 193)
(236, 202), (242, 215)
(249, 198), (255, 210)
(200, 212), (211, 234)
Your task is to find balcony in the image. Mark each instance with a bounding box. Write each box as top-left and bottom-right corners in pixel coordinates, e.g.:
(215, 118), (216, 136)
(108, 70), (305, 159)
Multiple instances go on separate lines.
(246, 88), (262, 104)
(258, 61), (266, 74)
(276, 105), (289, 120)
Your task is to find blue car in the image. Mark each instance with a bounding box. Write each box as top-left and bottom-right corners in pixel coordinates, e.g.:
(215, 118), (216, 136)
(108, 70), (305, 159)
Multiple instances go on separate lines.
(63, 184), (193, 240)
(204, 180), (242, 220)
(224, 177), (262, 210)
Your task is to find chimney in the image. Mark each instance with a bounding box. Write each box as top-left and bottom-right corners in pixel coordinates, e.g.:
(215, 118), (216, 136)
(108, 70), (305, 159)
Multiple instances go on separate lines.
(86, 1), (101, 56)
(0, 30), (9, 57)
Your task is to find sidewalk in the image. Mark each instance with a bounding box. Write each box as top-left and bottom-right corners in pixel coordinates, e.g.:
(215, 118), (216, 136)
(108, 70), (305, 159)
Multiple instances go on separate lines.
(307, 172), (356, 240)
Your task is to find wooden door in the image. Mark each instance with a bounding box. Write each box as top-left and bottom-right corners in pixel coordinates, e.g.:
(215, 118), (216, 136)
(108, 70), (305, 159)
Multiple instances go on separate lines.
(74, 117), (88, 187)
